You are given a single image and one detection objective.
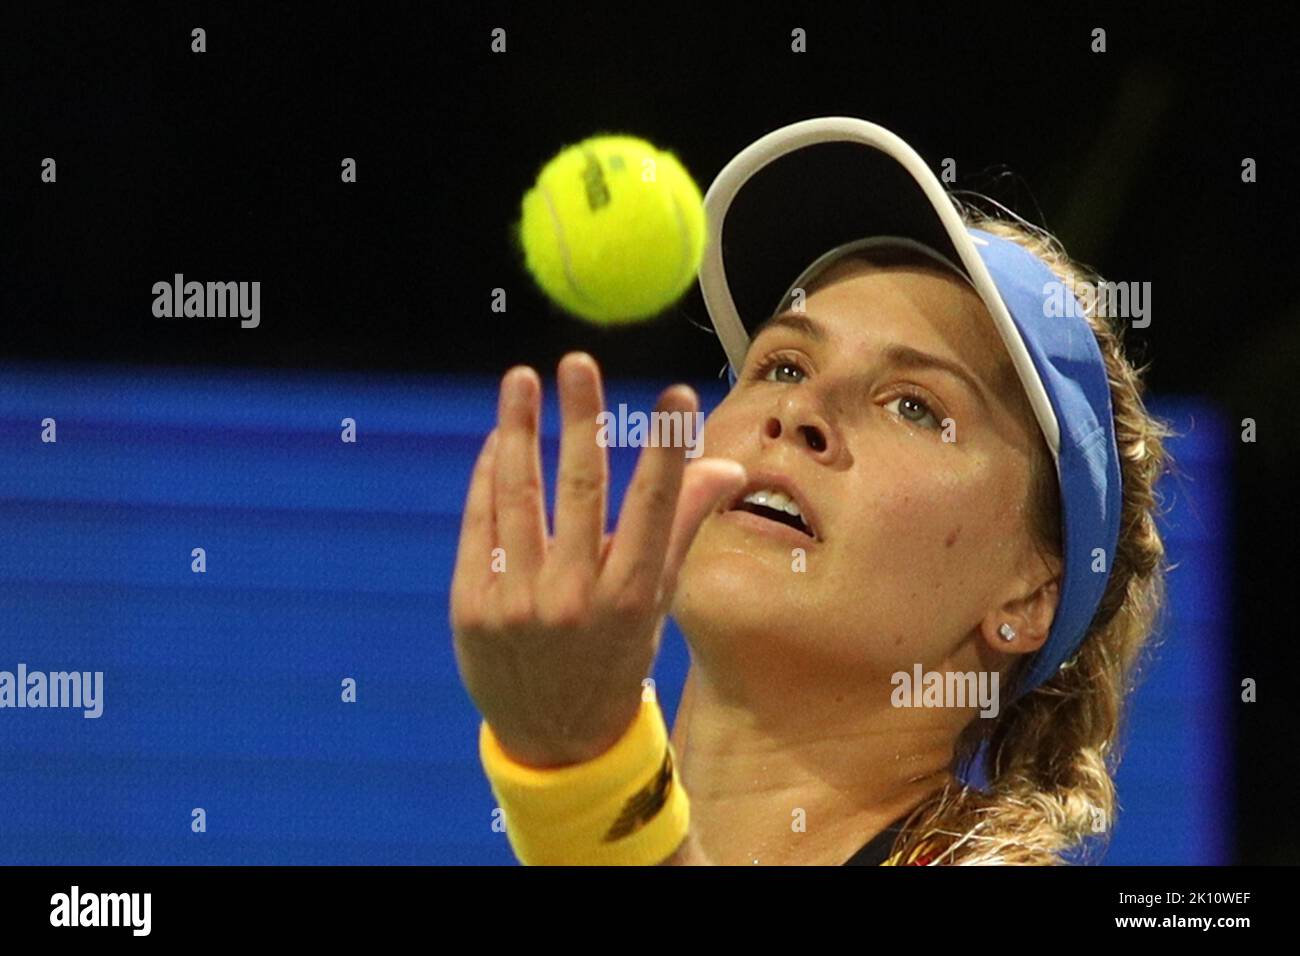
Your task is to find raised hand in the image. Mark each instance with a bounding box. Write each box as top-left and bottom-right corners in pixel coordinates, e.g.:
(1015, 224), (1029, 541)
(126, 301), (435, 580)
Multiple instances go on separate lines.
(449, 352), (746, 768)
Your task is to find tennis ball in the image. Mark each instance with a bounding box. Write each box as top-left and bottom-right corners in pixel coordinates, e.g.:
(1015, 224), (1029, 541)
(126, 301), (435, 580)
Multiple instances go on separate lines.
(515, 134), (707, 325)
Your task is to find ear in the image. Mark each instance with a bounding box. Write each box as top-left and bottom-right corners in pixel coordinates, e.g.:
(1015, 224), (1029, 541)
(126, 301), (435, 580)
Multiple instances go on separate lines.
(979, 564), (1062, 658)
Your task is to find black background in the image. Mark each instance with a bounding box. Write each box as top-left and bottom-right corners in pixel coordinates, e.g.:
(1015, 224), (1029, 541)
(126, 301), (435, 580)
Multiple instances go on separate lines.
(4, 0), (1297, 863)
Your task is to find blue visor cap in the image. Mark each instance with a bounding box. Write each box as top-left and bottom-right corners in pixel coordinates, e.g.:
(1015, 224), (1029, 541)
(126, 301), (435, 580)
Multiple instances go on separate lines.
(698, 118), (1124, 701)
(961, 228), (1123, 697)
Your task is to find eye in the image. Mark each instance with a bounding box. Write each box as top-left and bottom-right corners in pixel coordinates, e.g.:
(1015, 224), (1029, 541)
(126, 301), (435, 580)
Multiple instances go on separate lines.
(885, 391), (943, 430)
(751, 352), (807, 384)
(749, 352), (947, 433)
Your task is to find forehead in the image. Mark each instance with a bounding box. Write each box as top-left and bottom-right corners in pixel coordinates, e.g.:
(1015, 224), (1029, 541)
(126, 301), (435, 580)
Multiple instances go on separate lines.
(798, 252), (1018, 397)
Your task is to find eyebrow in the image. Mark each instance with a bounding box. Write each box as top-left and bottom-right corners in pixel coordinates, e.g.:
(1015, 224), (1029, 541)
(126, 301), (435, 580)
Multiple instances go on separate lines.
(752, 311), (991, 409)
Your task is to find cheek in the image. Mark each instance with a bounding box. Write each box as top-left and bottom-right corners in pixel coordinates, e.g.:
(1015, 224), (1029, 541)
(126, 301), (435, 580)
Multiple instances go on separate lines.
(699, 404), (749, 457)
(859, 456), (1012, 573)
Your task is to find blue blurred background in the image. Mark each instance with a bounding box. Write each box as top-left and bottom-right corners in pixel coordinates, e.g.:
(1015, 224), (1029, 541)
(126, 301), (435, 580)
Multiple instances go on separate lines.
(0, 362), (1231, 864)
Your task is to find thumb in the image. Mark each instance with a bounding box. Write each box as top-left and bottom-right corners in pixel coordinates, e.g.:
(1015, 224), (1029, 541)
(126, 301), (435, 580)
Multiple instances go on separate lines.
(658, 458), (747, 603)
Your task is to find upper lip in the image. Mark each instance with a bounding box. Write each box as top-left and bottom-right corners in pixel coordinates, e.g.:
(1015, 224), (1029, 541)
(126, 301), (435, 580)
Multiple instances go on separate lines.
(726, 468), (821, 540)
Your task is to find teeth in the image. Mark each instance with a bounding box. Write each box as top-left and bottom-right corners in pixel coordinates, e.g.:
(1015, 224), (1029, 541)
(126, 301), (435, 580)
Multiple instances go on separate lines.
(743, 489), (803, 519)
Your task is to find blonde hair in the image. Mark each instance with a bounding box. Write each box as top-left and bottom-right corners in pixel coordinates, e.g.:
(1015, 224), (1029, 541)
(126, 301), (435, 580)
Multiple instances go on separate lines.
(884, 196), (1178, 865)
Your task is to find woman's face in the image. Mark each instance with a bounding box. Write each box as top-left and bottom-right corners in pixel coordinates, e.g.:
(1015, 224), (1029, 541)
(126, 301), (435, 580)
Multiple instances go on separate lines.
(673, 255), (1060, 689)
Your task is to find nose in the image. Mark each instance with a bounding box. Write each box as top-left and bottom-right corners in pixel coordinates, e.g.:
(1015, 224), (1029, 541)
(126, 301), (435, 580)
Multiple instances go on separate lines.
(762, 391), (838, 460)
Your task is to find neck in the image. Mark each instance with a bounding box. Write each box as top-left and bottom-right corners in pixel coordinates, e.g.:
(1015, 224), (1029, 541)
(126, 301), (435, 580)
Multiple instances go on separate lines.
(669, 662), (960, 866)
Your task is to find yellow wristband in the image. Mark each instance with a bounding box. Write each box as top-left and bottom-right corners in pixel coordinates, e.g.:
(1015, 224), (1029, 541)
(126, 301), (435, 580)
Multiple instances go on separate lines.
(479, 696), (690, 866)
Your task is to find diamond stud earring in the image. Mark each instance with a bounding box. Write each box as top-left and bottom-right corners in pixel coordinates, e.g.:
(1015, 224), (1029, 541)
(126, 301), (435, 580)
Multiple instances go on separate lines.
(998, 623), (1017, 642)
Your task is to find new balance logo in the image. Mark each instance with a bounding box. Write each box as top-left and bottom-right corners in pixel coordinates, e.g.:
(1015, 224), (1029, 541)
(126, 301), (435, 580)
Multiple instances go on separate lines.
(604, 748), (674, 841)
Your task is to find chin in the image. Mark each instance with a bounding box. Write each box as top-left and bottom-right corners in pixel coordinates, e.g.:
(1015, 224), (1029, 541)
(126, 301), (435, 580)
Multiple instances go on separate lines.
(672, 534), (803, 641)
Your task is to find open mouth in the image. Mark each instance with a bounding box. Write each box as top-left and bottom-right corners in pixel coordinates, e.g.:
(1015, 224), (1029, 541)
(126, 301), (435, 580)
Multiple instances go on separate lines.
(730, 488), (815, 538)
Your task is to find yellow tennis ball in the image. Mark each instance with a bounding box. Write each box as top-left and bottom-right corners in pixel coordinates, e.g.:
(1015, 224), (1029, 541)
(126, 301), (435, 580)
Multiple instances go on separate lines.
(514, 134), (707, 325)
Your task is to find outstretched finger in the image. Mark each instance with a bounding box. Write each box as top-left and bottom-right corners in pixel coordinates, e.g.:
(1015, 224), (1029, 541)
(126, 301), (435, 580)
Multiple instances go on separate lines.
(450, 428), (499, 619)
(549, 352), (608, 579)
(494, 366), (548, 589)
(659, 457), (747, 600)
(601, 385), (697, 603)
